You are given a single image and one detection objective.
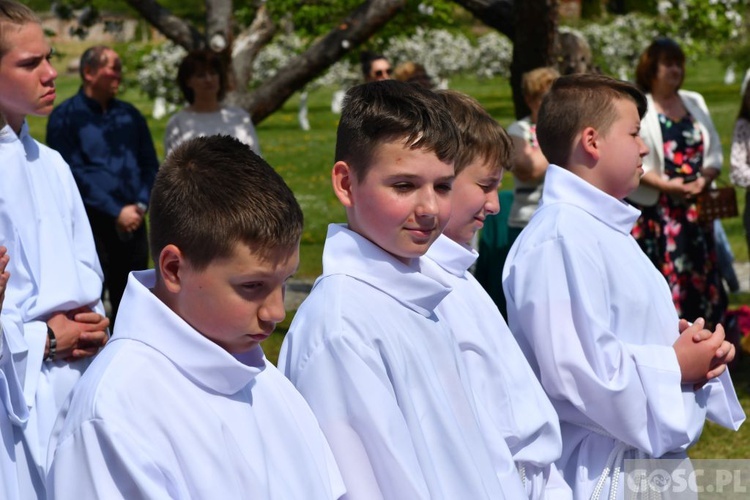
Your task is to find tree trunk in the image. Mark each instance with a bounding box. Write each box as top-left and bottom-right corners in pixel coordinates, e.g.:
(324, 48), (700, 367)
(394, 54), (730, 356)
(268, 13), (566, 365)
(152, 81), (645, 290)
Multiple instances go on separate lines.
(228, 5), (276, 96)
(509, 0), (558, 119)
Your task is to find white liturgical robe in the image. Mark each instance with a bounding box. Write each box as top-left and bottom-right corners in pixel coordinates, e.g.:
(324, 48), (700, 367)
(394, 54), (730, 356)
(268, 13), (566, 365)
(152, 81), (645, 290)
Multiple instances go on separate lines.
(0, 123), (104, 498)
(0, 322), (29, 500)
(425, 234), (571, 500)
(278, 224), (526, 500)
(47, 270), (345, 500)
(503, 165), (745, 500)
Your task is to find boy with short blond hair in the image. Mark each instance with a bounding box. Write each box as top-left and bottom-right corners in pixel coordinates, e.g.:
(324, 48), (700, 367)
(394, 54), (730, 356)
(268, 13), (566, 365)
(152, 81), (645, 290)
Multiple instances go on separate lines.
(47, 136), (345, 499)
(426, 89), (571, 500)
(279, 80), (525, 499)
(0, 2), (108, 497)
(503, 73), (744, 499)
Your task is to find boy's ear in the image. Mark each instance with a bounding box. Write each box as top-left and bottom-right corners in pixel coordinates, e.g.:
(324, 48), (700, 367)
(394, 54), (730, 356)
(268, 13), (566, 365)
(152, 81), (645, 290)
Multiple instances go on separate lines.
(158, 244), (185, 293)
(580, 126), (601, 161)
(332, 161), (355, 208)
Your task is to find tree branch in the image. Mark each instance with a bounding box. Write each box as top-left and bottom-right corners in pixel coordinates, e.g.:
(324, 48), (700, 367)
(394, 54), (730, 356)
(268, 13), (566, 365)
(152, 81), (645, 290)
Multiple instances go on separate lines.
(450, 0), (515, 40)
(124, 0), (204, 49)
(243, 0), (407, 123)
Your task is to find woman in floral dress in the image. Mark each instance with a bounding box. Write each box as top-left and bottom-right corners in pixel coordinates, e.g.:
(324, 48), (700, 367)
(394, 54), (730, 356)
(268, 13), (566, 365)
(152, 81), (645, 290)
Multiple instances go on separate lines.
(627, 38), (726, 329)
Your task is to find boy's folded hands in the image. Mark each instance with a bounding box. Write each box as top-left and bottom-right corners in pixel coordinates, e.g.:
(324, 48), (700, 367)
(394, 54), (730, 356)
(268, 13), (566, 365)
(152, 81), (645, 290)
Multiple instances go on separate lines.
(674, 317), (735, 388)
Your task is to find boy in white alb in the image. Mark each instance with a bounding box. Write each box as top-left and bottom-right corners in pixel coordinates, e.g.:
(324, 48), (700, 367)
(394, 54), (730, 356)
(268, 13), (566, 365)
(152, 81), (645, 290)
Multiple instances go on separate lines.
(503, 74), (745, 500)
(426, 90), (571, 500)
(279, 81), (526, 499)
(0, 2), (109, 497)
(0, 247), (29, 500)
(47, 136), (345, 499)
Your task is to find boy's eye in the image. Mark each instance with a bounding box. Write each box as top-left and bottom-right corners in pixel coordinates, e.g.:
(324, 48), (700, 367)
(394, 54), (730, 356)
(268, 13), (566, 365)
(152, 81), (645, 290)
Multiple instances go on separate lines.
(392, 182), (414, 192)
(241, 282), (263, 291)
(435, 183), (452, 194)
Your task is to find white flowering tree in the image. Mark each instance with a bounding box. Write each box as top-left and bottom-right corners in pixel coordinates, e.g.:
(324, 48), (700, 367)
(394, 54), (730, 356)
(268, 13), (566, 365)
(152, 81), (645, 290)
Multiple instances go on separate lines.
(52, 0), (552, 122)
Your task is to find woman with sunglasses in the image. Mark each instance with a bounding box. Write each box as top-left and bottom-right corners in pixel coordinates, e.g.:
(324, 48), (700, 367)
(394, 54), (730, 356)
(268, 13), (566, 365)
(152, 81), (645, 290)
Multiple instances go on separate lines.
(360, 51), (393, 82)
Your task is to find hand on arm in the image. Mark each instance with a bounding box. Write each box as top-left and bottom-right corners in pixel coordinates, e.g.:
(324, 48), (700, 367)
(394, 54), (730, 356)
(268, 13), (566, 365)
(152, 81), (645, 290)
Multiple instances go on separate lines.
(46, 309), (109, 362)
(510, 136), (548, 183)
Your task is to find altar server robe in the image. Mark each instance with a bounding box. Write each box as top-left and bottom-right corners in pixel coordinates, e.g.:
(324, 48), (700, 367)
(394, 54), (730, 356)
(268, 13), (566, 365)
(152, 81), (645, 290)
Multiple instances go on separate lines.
(0, 321), (29, 500)
(0, 123), (104, 498)
(47, 270), (346, 500)
(503, 165), (745, 500)
(426, 234), (571, 500)
(279, 223), (526, 500)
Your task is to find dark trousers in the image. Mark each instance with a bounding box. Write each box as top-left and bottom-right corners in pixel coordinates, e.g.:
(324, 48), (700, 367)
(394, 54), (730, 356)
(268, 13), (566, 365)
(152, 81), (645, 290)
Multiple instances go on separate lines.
(87, 208), (149, 324)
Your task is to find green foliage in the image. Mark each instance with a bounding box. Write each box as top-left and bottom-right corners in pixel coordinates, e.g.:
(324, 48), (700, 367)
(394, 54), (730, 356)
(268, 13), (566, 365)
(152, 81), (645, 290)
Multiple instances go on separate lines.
(263, 0), (464, 41)
(581, 0), (604, 19)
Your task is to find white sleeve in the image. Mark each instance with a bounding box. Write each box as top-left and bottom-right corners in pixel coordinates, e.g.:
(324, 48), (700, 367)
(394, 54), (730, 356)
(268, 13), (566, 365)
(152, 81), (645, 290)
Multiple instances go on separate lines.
(505, 238), (691, 457)
(48, 419), (179, 500)
(285, 335), (430, 500)
(0, 322), (28, 426)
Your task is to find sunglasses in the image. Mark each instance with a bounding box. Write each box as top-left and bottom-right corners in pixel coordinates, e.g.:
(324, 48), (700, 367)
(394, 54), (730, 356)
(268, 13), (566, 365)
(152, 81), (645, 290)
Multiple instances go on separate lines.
(374, 68), (393, 78)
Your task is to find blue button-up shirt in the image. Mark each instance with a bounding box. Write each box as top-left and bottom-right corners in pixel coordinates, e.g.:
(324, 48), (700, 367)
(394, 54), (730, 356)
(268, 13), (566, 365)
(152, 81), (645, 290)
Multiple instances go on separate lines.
(46, 88), (159, 219)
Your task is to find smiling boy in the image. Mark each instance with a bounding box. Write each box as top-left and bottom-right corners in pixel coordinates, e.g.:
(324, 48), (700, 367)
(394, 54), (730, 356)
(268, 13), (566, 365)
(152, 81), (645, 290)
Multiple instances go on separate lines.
(425, 90), (570, 500)
(47, 136), (345, 499)
(279, 81), (525, 499)
(502, 73), (744, 499)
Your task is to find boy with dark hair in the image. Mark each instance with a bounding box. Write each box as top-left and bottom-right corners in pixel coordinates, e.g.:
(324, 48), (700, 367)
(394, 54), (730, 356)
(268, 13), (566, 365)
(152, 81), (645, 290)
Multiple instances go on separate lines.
(426, 89), (571, 500)
(47, 136), (345, 499)
(279, 80), (525, 499)
(503, 73), (744, 499)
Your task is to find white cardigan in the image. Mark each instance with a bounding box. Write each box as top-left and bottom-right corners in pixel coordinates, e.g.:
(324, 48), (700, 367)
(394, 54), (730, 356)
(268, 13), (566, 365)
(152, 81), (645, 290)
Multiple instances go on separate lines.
(628, 90), (723, 206)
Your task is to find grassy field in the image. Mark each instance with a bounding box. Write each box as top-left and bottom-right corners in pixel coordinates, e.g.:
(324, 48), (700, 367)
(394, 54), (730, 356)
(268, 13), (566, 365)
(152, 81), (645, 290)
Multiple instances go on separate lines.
(31, 44), (750, 459)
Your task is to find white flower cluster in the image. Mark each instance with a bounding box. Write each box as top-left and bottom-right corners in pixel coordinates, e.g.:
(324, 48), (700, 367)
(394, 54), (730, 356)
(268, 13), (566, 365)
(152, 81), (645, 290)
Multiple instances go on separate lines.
(573, 14), (658, 79)
(135, 41), (186, 107)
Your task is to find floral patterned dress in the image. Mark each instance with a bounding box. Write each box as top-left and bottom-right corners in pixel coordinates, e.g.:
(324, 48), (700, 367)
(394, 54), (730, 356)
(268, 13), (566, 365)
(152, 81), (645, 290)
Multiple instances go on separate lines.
(631, 112), (726, 329)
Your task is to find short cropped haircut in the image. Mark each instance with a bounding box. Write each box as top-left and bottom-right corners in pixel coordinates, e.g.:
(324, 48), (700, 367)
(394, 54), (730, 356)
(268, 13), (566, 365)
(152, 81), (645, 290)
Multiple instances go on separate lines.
(635, 37), (685, 93)
(0, 0), (39, 60)
(149, 135), (303, 271)
(335, 80), (460, 182)
(536, 73), (647, 167)
(79, 45), (112, 80)
(435, 89), (512, 174)
(177, 49), (227, 104)
(521, 67), (560, 103)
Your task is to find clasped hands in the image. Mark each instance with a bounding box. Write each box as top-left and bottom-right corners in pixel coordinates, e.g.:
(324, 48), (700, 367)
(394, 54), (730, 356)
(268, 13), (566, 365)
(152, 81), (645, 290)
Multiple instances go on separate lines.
(46, 307), (109, 362)
(674, 317), (735, 390)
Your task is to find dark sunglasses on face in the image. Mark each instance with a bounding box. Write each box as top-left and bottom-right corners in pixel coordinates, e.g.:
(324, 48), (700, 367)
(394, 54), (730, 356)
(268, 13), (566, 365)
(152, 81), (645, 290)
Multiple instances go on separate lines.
(374, 68), (393, 77)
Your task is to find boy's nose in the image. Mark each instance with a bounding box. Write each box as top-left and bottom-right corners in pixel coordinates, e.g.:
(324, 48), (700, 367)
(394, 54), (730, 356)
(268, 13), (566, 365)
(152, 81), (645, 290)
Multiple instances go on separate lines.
(485, 190), (500, 216)
(259, 286), (287, 325)
(415, 189), (440, 217)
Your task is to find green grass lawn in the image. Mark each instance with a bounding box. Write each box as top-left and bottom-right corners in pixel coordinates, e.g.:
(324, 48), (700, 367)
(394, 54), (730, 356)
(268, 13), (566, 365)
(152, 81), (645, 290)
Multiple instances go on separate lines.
(31, 44), (750, 458)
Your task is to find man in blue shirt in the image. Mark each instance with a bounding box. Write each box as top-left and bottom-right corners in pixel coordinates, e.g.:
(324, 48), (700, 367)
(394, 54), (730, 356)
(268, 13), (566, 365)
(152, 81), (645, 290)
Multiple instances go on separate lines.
(47, 45), (159, 323)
